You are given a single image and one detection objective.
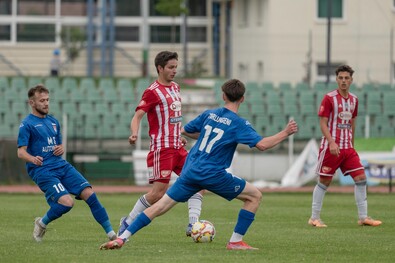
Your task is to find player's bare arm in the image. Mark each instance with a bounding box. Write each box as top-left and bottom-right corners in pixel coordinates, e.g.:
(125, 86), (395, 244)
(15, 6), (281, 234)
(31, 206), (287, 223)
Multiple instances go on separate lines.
(17, 146), (43, 166)
(181, 127), (200, 140)
(181, 136), (188, 146)
(255, 119), (298, 151)
(53, 144), (64, 156)
(320, 116), (339, 156)
(129, 109), (145, 144)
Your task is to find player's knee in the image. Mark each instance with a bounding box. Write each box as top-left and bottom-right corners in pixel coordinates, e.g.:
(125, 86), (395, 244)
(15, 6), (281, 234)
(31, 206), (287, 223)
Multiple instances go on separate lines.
(352, 172), (366, 182)
(253, 189), (262, 205)
(58, 194), (74, 207)
(319, 176), (332, 186)
(246, 188), (262, 206)
(78, 187), (94, 201)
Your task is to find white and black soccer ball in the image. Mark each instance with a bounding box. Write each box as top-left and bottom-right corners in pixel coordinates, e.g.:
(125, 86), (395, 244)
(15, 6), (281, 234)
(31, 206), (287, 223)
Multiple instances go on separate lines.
(190, 220), (216, 243)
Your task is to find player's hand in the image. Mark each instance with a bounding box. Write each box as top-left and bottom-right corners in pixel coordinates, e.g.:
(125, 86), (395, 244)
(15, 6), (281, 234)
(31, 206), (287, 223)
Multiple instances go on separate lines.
(181, 137), (187, 146)
(129, 135), (138, 145)
(31, 156), (43, 166)
(284, 119), (298, 135)
(53, 145), (64, 156)
(329, 141), (340, 156)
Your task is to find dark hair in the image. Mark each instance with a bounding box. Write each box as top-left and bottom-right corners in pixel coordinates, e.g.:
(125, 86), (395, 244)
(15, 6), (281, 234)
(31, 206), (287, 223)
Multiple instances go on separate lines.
(335, 65), (354, 77)
(154, 51), (178, 73)
(28, 84), (49, 99)
(221, 79), (245, 102)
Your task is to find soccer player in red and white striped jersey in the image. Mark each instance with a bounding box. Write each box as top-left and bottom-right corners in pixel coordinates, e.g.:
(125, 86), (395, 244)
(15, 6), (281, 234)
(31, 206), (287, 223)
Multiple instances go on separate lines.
(309, 65), (381, 228)
(318, 89), (358, 150)
(116, 51), (203, 237)
(137, 79), (183, 151)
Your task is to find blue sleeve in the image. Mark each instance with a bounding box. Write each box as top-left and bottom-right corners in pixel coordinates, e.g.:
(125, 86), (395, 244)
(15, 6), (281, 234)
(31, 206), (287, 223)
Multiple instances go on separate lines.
(236, 119), (263, 148)
(17, 122), (30, 148)
(184, 111), (207, 134)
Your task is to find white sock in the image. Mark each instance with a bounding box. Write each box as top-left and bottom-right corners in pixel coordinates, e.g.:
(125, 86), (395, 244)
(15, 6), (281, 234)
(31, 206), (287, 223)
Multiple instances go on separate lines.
(39, 219), (47, 228)
(355, 180), (368, 220)
(107, 230), (116, 239)
(188, 193), (203, 225)
(311, 182), (327, 219)
(127, 195), (151, 224)
(119, 230), (132, 241)
(229, 232), (243, 243)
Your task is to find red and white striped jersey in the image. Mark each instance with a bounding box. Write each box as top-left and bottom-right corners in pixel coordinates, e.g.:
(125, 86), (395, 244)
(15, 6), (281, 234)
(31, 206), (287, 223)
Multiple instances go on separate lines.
(136, 80), (183, 151)
(318, 89), (359, 150)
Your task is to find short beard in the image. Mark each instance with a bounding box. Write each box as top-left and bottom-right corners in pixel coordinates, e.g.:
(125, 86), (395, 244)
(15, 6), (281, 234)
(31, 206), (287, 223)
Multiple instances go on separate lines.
(36, 108), (48, 116)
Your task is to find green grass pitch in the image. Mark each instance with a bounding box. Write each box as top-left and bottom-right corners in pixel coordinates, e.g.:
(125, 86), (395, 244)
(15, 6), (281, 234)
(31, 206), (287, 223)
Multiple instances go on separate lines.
(0, 192), (394, 263)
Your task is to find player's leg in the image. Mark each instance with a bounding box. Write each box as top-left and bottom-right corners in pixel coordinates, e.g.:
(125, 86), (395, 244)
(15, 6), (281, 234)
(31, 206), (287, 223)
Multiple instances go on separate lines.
(309, 149), (339, 227)
(343, 150), (382, 226)
(33, 171), (74, 242)
(309, 175), (331, 227)
(100, 195), (179, 250)
(119, 181), (169, 236)
(100, 176), (197, 250)
(134, 181), (168, 217)
(64, 164), (116, 240)
(174, 147), (204, 235)
(204, 172), (259, 250)
(186, 191), (204, 236)
(125, 194), (151, 224)
(119, 149), (175, 235)
(351, 173), (370, 222)
(79, 187), (116, 240)
(130, 193), (178, 235)
(226, 181), (261, 250)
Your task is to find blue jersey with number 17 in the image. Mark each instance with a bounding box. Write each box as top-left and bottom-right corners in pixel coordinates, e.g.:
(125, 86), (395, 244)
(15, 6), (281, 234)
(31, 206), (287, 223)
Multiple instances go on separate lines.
(182, 107), (262, 179)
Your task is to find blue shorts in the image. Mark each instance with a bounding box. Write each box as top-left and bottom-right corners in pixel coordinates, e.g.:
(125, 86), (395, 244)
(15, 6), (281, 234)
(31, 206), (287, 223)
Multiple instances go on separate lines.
(167, 171), (246, 202)
(32, 163), (91, 204)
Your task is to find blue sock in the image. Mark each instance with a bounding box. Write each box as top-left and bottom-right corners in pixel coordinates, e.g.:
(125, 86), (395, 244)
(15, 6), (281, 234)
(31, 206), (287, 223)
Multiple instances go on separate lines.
(86, 193), (113, 233)
(42, 202), (72, 225)
(127, 212), (152, 235)
(234, 209), (255, 235)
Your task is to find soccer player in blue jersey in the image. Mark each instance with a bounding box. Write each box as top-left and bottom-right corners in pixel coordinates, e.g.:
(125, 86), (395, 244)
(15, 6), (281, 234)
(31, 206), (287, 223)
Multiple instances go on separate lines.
(99, 79), (298, 250)
(17, 85), (116, 242)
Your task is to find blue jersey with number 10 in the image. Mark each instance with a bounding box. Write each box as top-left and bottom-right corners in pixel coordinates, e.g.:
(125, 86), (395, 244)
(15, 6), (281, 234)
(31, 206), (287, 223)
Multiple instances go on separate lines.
(182, 107), (262, 179)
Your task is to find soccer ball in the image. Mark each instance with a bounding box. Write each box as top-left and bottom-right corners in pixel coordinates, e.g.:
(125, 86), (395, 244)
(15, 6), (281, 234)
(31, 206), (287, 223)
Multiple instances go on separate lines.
(191, 220), (216, 243)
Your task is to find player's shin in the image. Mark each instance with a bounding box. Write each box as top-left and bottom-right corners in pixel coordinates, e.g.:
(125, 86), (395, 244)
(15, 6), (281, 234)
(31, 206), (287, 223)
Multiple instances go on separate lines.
(119, 212), (152, 241)
(86, 193), (114, 235)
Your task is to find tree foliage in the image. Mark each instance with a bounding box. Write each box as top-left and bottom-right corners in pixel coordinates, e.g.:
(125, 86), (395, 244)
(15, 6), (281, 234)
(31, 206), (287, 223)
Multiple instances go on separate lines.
(155, 0), (188, 17)
(155, 0), (189, 44)
(60, 27), (85, 62)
